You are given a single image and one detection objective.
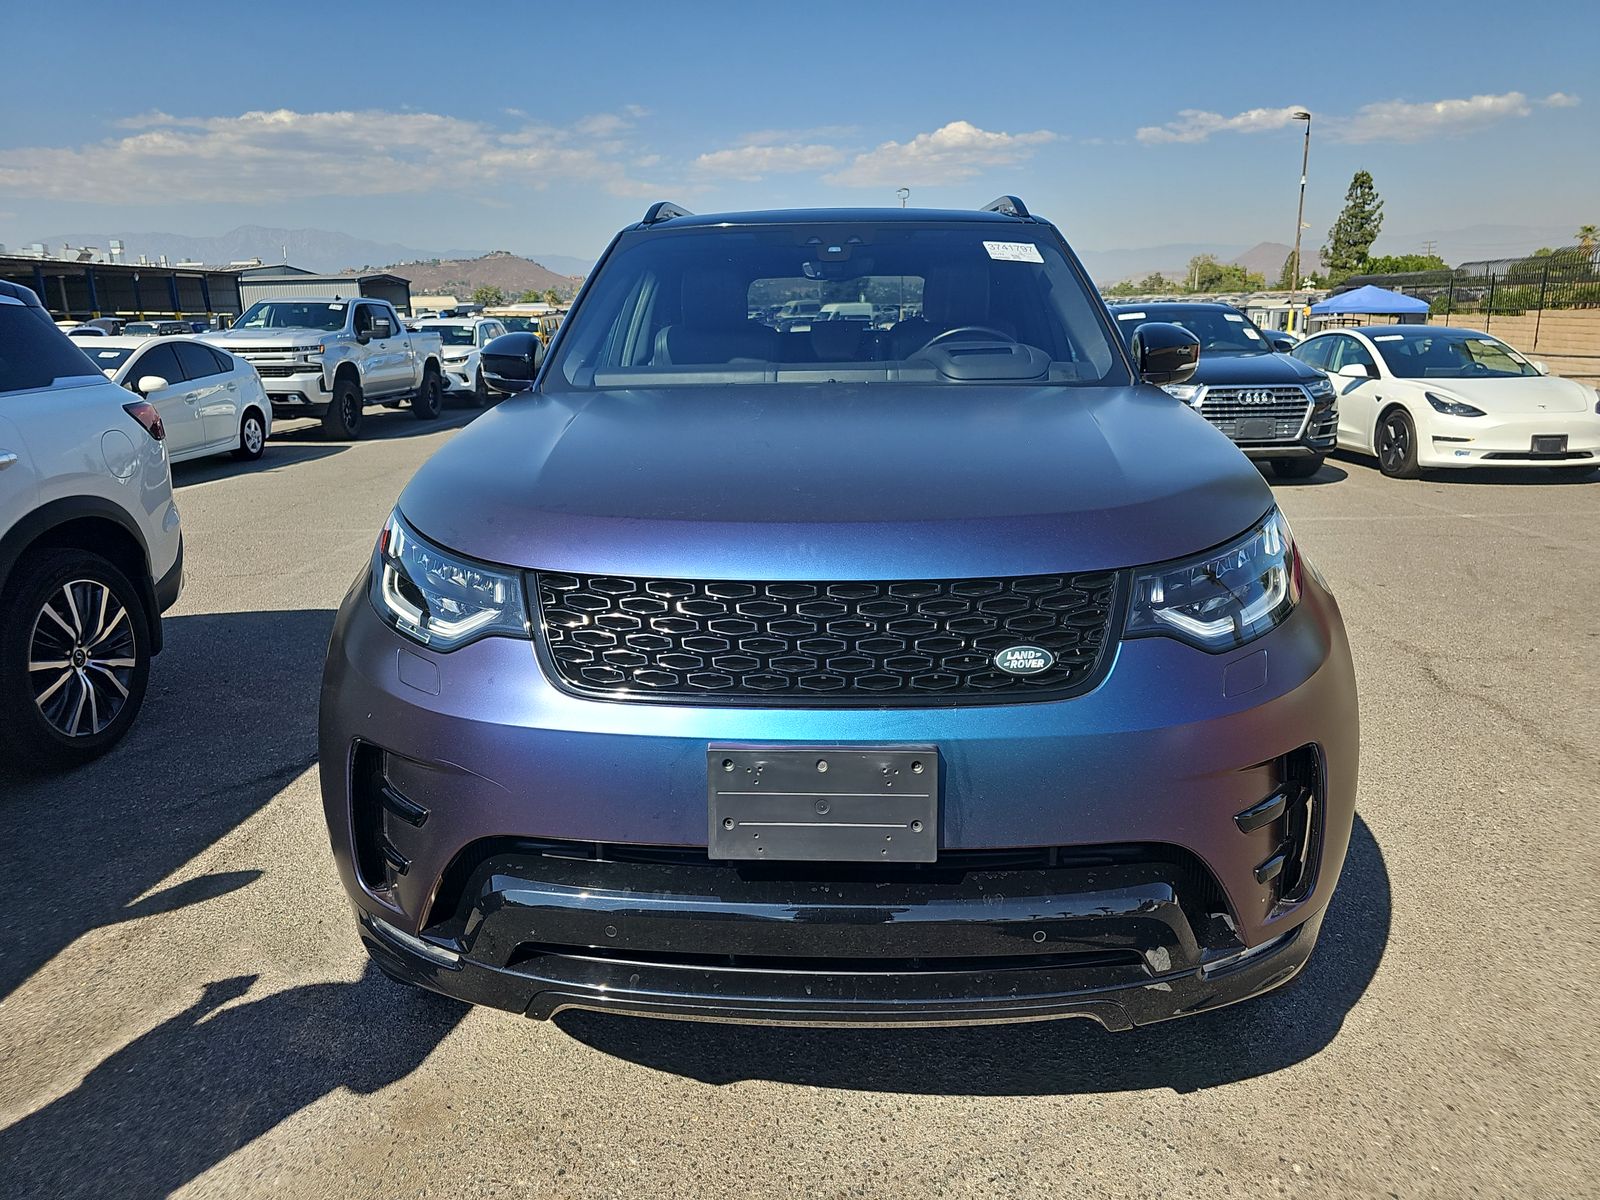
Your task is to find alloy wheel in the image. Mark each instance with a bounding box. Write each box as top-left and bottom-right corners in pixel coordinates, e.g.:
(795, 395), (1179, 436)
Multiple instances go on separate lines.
(1379, 417), (1409, 473)
(28, 579), (138, 737)
(243, 415), (265, 455)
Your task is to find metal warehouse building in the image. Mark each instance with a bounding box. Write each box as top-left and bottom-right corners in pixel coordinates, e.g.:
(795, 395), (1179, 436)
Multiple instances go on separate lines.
(237, 265), (412, 314)
(0, 254), (244, 322)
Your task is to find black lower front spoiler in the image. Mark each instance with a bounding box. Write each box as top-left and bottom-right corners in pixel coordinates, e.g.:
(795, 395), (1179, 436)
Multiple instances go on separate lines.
(359, 905), (1323, 1032)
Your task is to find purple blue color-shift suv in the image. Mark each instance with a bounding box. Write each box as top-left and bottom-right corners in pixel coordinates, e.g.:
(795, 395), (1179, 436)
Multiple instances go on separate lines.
(319, 198), (1359, 1029)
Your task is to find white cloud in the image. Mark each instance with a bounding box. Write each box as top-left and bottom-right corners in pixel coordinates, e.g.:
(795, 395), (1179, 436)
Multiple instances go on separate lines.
(0, 107), (659, 204)
(823, 120), (1056, 187)
(1137, 90), (1569, 147)
(1334, 91), (1532, 143)
(1136, 105), (1307, 145)
(693, 142), (845, 181)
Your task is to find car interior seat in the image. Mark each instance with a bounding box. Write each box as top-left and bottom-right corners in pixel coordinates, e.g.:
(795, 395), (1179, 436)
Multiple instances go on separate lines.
(652, 270), (778, 365)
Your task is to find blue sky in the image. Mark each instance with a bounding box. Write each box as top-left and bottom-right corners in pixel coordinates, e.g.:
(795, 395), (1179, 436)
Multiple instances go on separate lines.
(1, 0), (1594, 266)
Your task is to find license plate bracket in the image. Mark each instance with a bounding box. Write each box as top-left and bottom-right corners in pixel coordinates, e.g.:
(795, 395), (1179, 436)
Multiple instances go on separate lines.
(1235, 417), (1275, 440)
(708, 745), (939, 863)
(1532, 434), (1568, 454)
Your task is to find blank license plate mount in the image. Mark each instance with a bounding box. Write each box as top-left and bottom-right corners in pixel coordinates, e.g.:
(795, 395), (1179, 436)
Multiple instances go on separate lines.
(708, 745), (939, 863)
(1532, 434), (1568, 454)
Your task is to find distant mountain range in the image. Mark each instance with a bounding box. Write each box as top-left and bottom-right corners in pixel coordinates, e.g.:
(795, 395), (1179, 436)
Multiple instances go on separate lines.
(28, 224), (592, 278)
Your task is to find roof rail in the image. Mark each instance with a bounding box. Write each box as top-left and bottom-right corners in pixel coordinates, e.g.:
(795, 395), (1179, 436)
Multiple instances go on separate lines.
(980, 196), (1032, 220)
(640, 201), (693, 225)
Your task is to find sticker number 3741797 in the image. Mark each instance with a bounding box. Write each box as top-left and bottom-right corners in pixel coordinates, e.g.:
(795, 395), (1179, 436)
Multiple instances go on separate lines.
(982, 241), (1044, 263)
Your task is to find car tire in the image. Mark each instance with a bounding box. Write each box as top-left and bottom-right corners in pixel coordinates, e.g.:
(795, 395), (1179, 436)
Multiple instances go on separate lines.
(1375, 408), (1422, 479)
(412, 366), (443, 421)
(0, 548), (152, 771)
(1271, 456), (1324, 479)
(232, 407), (267, 461)
(323, 376), (364, 439)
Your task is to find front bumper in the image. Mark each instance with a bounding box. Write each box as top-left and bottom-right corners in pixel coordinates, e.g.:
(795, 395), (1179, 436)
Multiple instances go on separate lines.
(441, 360), (476, 392)
(320, 569), (1358, 1027)
(1418, 410), (1600, 467)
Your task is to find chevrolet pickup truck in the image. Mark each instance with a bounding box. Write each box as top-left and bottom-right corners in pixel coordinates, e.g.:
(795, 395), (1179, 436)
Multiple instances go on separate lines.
(204, 298), (444, 438)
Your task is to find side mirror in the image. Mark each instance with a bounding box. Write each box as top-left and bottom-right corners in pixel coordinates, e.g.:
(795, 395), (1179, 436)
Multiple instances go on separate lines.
(481, 331), (545, 393)
(1532, 360), (1548, 375)
(1335, 362), (1374, 380)
(1130, 322), (1200, 386)
(137, 375), (170, 395)
(1270, 336), (1296, 353)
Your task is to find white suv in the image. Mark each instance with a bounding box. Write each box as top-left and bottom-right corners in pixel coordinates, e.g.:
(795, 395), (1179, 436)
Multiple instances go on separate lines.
(0, 281), (184, 769)
(414, 317), (507, 405)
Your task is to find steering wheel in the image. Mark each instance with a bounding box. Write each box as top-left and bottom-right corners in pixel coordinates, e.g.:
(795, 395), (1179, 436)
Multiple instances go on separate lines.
(920, 325), (1016, 351)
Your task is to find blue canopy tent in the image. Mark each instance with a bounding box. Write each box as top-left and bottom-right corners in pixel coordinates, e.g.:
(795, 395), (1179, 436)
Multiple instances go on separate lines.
(1311, 285), (1431, 317)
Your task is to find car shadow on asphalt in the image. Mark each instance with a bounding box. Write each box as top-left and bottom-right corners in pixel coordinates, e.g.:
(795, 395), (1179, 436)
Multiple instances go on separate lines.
(270, 407), (480, 445)
(1329, 450), (1597, 485)
(557, 815), (1391, 1097)
(0, 609), (334, 1003)
(0, 964), (466, 1200)
(169, 442), (347, 488)
(1260, 461), (1350, 487)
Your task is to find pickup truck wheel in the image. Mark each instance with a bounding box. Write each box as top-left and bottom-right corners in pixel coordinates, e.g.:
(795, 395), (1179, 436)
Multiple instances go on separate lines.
(412, 367), (443, 421)
(323, 377), (364, 439)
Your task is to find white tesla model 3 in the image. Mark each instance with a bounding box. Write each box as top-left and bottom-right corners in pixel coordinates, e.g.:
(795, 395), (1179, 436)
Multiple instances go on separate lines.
(1292, 325), (1600, 477)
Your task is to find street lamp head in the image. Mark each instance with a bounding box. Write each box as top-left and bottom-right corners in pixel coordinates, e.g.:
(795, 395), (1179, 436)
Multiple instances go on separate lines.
(1292, 111), (1312, 122)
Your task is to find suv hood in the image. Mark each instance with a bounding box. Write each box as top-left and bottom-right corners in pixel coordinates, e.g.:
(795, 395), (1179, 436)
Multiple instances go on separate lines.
(399, 385), (1274, 579)
(1187, 351), (1322, 387)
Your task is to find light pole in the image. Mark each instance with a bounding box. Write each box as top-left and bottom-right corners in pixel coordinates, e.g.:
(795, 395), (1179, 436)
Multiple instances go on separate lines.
(896, 187), (909, 208)
(1288, 111), (1312, 333)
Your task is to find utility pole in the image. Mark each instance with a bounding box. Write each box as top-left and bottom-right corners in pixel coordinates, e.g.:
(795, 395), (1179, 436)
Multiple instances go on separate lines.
(1422, 240), (1437, 258)
(1288, 111), (1312, 331)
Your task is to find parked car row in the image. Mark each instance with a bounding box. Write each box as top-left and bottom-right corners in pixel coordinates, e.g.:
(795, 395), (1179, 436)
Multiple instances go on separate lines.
(1107, 301), (1600, 479)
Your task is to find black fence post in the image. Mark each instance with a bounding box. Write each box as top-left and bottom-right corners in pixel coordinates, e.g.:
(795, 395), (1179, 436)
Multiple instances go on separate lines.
(1485, 273), (1496, 330)
(1533, 256), (1551, 349)
(1446, 276), (1455, 319)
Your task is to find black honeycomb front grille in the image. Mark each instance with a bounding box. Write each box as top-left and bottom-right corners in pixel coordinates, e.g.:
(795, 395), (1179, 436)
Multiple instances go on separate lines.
(534, 571), (1124, 705)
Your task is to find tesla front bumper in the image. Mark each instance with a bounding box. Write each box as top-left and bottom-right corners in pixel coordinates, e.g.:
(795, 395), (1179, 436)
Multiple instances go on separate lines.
(1420, 409), (1600, 467)
(320, 567), (1358, 1027)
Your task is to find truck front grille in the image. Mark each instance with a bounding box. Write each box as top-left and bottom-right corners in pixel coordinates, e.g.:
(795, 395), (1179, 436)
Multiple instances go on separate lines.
(534, 571), (1123, 705)
(249, 362), (313, 378)
(1199, 386), (1310, 443)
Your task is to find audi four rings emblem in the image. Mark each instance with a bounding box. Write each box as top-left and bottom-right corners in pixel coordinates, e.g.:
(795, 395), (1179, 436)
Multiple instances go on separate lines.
(1237, 390), (1275, 404)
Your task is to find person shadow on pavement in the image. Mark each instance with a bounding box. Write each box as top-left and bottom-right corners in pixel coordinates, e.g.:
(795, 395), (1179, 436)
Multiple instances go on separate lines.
(0, 965), (465, 1200)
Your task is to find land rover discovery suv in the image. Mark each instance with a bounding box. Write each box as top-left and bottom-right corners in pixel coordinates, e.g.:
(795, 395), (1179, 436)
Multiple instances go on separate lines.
(1107, 302), (1338, 478)
(321, 199), (1358, 1029)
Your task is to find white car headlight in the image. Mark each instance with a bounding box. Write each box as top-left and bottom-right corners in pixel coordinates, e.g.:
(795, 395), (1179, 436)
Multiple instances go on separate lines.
(370, 510), (529, 650)
(1126, 509), (1300, 651)
(1424, 391), (1486, 418)
(1162, 383), (1203, 405)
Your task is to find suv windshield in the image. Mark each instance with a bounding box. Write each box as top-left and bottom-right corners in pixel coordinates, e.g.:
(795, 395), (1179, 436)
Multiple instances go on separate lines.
(421, 325), (477, 347)
(552, 222), (1126, 388)
(236, 301), (349, 332)
(1369, 329), (1539, 379)
(1112, 305), (1271, 354)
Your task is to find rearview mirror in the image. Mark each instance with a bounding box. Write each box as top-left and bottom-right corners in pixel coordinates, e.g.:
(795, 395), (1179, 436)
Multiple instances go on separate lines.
(137, 375), (170, 394)
(481, 331), (545, 393)
(1270, 336), (1296, 352)
(1335, 363), (1374, 380)
(1129, 322), (1200, 386)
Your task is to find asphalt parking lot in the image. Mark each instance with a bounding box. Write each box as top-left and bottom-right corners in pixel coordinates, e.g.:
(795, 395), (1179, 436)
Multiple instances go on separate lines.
(2, 407), (1597, 1199)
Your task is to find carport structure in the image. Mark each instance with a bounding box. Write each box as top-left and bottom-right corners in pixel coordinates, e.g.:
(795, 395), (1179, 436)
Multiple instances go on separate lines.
(0, 254), (243, 322)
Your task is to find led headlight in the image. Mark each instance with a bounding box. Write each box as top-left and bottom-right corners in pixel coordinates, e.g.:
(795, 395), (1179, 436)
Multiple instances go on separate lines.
(1126, 509), (1300, 651)
(1425, 391), (1485, 418)
(1162, 383), (1203, 405)
(370, 510), (529, 650)
(1305, 377), (1335, 401)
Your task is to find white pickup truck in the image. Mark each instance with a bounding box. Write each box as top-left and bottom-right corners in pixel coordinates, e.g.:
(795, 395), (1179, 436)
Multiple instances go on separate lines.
(204, 297), (444, 438)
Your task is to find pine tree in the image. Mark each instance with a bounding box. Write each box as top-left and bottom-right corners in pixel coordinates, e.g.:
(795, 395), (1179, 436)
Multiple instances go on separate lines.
(1276, 253), (1296, 289)
(1323, 170), (1384, 281)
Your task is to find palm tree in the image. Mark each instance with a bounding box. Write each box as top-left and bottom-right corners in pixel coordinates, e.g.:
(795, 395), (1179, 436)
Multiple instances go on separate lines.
(1577, 224), (1598, 254)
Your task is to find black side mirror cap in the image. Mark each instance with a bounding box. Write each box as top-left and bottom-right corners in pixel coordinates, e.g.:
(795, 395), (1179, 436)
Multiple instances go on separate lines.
(1270, 336), (1296, 352)
(1130, 322), (1200, 386)
(481, 331), (545, 393)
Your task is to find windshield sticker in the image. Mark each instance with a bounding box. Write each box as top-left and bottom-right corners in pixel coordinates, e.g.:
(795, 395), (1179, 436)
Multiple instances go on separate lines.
(328, 303), (345, 310)
(1374, 334), (1403, 341)
(982, 241), (1044, 264)
(96, 350), (120, 358)
(1224, 313), (1245, 322)
(1243, 327), (1262, 340)
(1115, 312), (1146, 321)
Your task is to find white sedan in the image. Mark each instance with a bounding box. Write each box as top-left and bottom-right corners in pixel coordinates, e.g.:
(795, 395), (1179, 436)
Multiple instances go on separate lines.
(83, 337), (273, 464)
(413, 317), (507, 405)
(1293, 325), (1600, 477)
